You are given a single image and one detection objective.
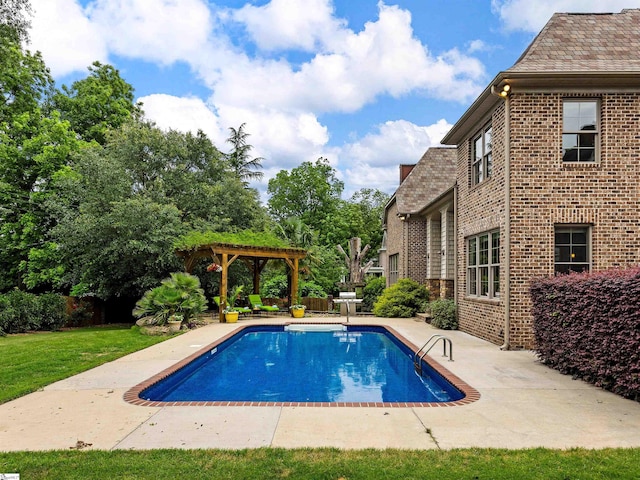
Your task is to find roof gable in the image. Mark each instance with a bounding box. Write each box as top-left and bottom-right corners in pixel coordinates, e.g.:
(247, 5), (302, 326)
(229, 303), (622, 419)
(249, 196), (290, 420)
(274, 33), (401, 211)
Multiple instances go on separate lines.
(395, 147), (456, 214)
(509, 9), (640, 73)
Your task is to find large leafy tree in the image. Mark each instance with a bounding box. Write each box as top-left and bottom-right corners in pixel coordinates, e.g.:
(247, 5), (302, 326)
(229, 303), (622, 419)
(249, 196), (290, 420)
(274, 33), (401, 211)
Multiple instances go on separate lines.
(225, 123), (264, 184)
(267, 157), (344, 230)
(45, 120), (268, 299)
(52, 61), (142, 145)
(0, 29), (83, 290)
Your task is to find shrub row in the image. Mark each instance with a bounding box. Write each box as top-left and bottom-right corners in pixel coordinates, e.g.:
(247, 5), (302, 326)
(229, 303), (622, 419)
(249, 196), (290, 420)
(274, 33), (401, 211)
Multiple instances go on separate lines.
(530, 267), (640, 401)
(0, 290), (68, 335)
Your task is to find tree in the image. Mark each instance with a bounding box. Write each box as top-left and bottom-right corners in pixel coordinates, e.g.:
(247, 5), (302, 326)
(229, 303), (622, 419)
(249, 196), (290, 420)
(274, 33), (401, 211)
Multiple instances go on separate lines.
(52, 62), (142, 145)
(267, 157), (344, 228)
(225, 123), (264, 184)
(44, 120), (267, 299)
(0, 0), (32, 43)
(0, 31), (82, 290)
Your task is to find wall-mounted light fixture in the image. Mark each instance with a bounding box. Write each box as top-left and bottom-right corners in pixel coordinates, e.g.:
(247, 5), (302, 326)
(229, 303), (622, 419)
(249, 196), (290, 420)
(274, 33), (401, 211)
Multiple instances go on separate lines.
(499, 84), (511, 97)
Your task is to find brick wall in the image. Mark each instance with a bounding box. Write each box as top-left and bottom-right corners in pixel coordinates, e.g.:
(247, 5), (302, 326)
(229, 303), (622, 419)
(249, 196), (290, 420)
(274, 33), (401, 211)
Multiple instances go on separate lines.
(406, 218), (427, 282)
(507, 92), (640, 349)
(458, 92), (640, 350)
(457, 102), (507, 347)
(384, 201), (403, 287)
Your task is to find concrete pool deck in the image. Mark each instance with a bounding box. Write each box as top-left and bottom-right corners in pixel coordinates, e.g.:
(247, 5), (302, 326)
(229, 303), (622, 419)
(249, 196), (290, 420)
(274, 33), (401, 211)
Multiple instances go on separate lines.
(1, 316), (639, 451)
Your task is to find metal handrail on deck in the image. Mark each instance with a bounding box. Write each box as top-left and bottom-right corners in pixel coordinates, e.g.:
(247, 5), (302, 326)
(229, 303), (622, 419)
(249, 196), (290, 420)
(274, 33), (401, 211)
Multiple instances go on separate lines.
(413, 334), (453, 374)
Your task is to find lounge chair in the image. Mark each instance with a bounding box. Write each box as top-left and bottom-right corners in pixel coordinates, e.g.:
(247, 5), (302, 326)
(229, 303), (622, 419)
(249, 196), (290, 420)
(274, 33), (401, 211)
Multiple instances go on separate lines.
(213, 296), (251, 315)
(248, 294), (280, 313)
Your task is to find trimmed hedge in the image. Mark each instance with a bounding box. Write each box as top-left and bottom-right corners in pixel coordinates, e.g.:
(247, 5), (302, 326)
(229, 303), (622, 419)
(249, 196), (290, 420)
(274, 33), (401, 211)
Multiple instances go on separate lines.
(0, 290), (68, 335)
(429, 299), (458, 330)
(373, 279), (429, 318)
(530, 267), (640, 401)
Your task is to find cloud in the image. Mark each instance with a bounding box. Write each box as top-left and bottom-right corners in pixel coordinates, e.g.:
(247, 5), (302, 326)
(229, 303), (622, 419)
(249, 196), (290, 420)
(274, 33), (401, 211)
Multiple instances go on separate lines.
(138, 94), (223, 144)
(231, 0), (347, 52)
(341, 119), (452, 168)
(30, 0), (107, 76)
(205, 2), (486, 116)
(87, 0), (212, 65)
(491, 0), (640, 32)
(336, 119), (454, 195)
(27, 0), (476, 199)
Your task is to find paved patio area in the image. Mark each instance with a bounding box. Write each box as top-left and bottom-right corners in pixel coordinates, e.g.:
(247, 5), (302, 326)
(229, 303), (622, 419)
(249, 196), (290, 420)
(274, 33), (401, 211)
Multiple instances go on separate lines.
(1, 316), (639, 451)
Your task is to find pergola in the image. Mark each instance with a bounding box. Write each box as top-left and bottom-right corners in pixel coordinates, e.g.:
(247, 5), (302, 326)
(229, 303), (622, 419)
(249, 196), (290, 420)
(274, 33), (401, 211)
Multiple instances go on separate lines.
(176, 241), (307, 322)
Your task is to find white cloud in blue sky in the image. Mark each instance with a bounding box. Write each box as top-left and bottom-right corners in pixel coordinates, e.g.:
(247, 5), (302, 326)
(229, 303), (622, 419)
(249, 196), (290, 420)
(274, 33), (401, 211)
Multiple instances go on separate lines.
(28, 0), (640, 198)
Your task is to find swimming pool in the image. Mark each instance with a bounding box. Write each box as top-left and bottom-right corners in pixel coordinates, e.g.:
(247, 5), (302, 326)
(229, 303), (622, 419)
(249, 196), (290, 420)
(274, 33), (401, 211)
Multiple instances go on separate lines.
(126, 324), (480, 407)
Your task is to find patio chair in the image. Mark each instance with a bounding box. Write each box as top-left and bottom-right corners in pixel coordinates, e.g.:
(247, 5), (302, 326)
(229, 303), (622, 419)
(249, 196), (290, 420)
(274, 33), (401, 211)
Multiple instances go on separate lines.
(213, 296), (251, 315)
(248, 294), (280, 313)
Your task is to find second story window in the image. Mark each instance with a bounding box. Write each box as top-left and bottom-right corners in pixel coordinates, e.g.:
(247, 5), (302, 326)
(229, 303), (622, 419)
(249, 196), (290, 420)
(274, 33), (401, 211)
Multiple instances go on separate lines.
(562, 100), (598, 162)
(472, 124), (492, 185)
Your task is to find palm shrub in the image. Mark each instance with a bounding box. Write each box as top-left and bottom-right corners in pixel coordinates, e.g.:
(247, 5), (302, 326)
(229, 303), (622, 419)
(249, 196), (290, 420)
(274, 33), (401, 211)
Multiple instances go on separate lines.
(429, 299), (458, 329)
(373, 279), (429, 318)
(133, 272), (207, 325)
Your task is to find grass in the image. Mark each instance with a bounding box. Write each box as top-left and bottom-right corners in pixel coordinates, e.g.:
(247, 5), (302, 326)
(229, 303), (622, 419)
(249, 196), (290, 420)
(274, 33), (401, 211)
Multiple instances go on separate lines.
(0, 447), (639, 479)
(0, 325), (172, 404)
(1, 324), (639, 479)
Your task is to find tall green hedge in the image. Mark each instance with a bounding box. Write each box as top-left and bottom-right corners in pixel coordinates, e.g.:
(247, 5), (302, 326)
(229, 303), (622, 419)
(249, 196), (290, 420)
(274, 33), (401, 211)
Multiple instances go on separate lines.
(0, 290), (68, 335)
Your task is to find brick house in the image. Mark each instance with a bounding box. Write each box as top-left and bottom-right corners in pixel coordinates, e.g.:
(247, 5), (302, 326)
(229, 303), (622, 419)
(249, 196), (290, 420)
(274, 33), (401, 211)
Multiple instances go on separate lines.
(382, 147), (457, 299)
(384, 9), (640, 349)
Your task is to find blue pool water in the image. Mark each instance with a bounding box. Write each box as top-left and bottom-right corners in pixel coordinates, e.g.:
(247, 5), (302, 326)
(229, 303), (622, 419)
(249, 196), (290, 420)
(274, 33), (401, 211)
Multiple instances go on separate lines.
(142, 325), (464, 403)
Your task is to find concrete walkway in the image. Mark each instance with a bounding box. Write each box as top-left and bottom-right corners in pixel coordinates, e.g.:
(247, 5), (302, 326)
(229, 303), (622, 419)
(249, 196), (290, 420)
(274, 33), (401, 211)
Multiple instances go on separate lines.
(1, 317), (639, 451)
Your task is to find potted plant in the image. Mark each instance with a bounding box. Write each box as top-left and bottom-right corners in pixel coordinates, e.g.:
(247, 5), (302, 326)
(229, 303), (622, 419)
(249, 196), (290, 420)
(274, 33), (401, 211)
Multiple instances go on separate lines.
(133, 272), (207, 333)
(222, 285), (244, 323)
(289, 295), (306, 318)
(167, 313), (184, 333)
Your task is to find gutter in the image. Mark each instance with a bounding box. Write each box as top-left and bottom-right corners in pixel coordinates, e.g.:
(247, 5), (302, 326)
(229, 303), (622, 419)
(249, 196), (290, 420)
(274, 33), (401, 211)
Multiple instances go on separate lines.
(490, 84), (511, 351)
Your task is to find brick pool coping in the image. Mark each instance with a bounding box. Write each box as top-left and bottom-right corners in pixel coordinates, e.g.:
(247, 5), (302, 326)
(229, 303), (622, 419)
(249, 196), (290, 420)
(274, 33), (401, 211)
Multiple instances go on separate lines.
(124, 322), (481, 408)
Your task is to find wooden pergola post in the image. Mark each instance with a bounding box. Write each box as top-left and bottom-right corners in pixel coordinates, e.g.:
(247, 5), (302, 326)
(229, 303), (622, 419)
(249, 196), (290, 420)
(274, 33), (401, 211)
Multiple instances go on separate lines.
(220, 252), (228, 323)
(175, 241), (306, 322)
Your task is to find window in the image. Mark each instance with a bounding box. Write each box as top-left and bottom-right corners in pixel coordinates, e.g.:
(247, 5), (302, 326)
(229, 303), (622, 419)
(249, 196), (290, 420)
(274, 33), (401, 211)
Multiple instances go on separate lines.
(554, 226), (590, 274)
(467, 231), (499, 298)
(389, 253), (399, 284)
(472, 124), (492, 185)
(562, 100), (598, 162)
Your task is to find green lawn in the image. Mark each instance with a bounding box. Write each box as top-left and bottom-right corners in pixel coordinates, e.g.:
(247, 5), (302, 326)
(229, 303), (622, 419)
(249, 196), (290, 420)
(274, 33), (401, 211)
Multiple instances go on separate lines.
(1, 326), (639, 479)
(1, 447), (639, 479)
(0, 325), (172, 404)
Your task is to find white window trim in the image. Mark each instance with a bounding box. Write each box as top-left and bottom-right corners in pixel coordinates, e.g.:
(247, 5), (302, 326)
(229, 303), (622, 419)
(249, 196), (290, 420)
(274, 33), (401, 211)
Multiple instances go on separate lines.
(471, 123), (492, 186)
(467, 230), (500, 299)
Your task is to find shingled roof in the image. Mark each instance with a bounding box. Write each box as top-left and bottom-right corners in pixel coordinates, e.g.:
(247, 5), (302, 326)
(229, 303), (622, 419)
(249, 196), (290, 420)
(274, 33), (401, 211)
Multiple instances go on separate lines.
(442, 8), (640, 146)
(508, 9), (640, 73)
(395, 147), (457, 214)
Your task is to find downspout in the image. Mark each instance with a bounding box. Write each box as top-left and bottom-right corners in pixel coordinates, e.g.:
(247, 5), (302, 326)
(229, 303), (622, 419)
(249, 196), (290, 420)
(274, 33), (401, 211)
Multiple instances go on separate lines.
(453, 183), (458, 307)
(491, 84), (511, 351)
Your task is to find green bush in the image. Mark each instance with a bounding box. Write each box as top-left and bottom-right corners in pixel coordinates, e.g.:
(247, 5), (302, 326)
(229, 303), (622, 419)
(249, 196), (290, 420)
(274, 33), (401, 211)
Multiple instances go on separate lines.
(37, 294), (68, 331)
(429, 299), (458, 330)
(362, 276), (386, 311)
(261, 274), (327, 299)
(133, 272), (207, 325)
(0, 290), (68, 335)
(373, 279), (429, 318)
